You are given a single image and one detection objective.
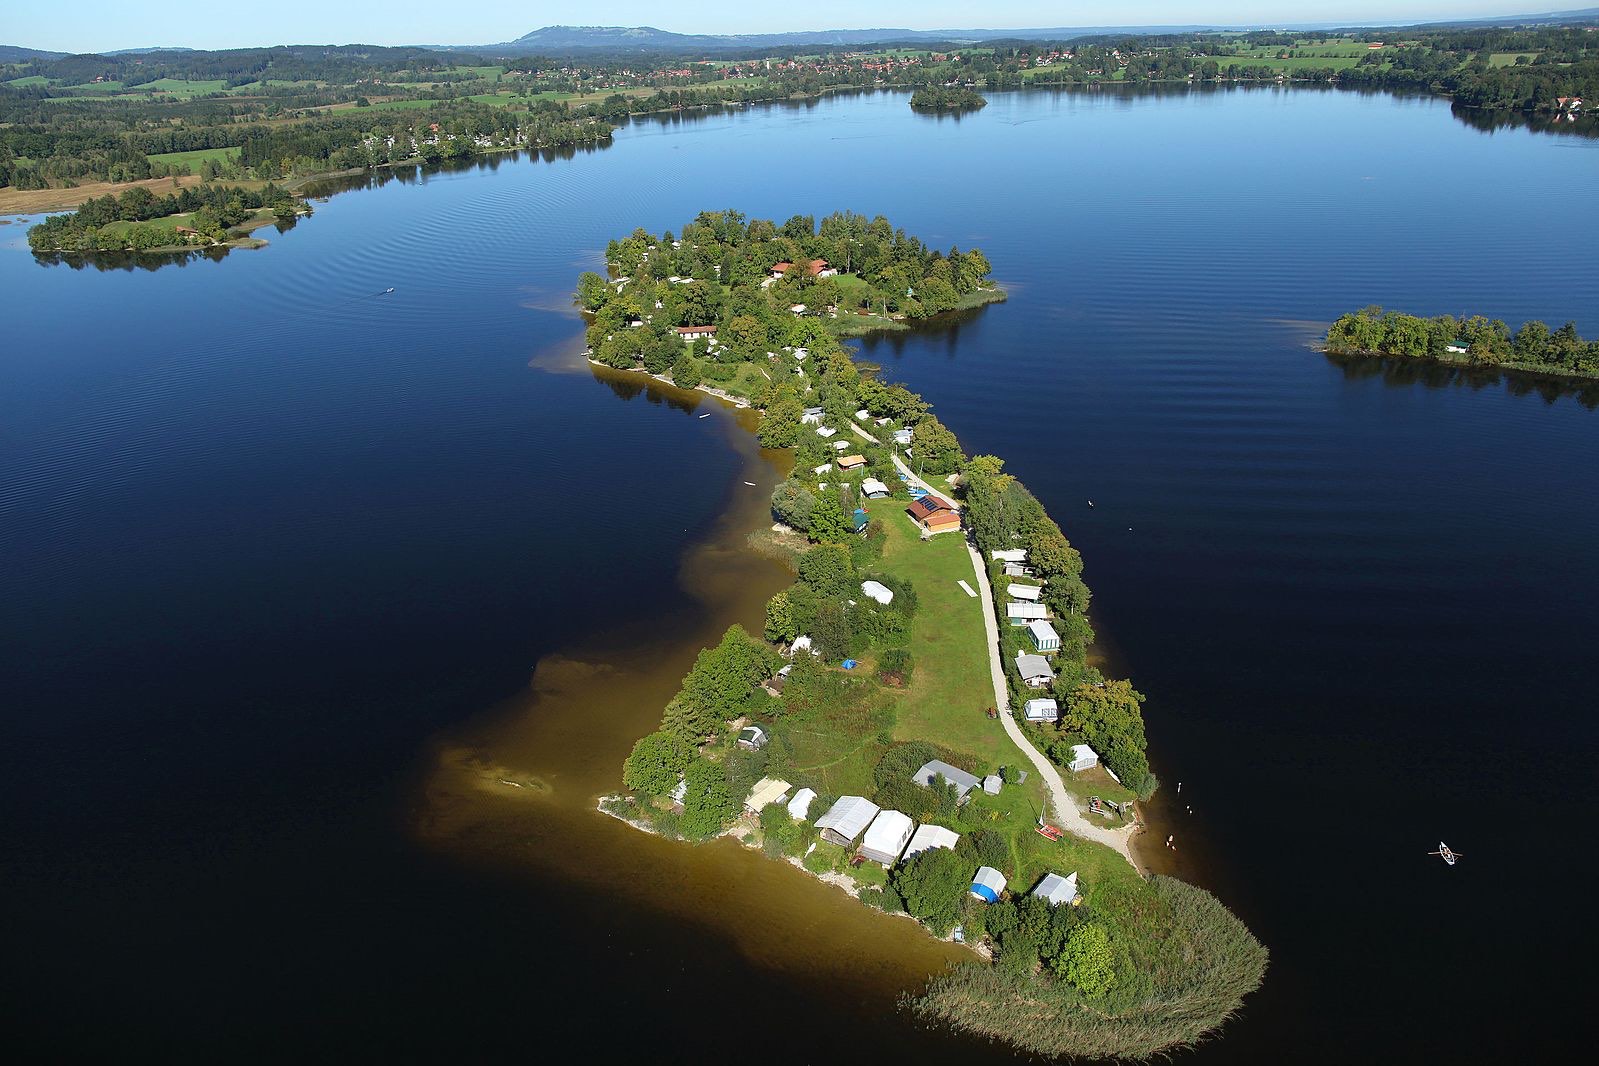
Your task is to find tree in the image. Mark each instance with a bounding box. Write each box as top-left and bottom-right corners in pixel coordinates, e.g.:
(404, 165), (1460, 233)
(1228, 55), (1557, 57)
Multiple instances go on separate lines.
(679, 757), (736, 839)
(807, 493), (853, 545)
(668, 624), (779, 743)
(798, 542), (854, 597)
(757, 388), (803, 448)
(770, 479), (816, 531)
(576, 271), (611, 311)
(622, 730), (693, 795)
(1054, 922), (1115, 999)
(891, 848), (970, 934)
(764, 591), (798, 643)
(911, 414), (966, 476)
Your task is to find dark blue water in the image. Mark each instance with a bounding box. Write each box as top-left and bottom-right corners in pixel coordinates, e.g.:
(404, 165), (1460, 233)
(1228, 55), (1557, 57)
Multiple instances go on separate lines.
(3, 87), (1595, 1060)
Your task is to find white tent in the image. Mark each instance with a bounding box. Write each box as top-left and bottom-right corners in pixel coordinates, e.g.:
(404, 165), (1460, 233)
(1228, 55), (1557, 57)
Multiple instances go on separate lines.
(861, 580), (894, 605)
(861, 477), (890, 499)
(816, 796), (881, 846)
(1023, 698), (1059, 722)
(970, 865), (1007, 903)
(816, 426), (838, 438)
(1006, 583), (1044, 602)
(1015, 651), (1055, 688)
(1033, 872), (1080, 906)
(1006, 602), (1049, 622)
(902, 823), (960, 860)
(858, 810), (915, 865)
(787, 787), (817, 820)
(788, 635), (817, 658)
(1028, 619), (1061, 652)
(990, 549), (1028, 563)
(1068, 744), (1099, 773)
(744, 777), (791, 814)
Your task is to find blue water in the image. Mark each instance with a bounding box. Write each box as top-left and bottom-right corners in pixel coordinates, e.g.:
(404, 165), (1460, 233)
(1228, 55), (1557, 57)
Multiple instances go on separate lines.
(3, 87), (1596, 1060)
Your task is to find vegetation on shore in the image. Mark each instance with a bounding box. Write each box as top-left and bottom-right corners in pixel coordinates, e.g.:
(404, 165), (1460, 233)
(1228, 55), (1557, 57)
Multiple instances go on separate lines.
(26, 181), (305, 252)
(909, 85), (988, 112)
(1327, 305), (1599, 380)
(588, 214), (1264, 1059)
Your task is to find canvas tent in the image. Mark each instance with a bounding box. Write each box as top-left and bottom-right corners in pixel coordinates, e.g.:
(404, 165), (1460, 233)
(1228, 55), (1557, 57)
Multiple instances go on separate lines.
(1033, 872), (1080, 907)
(902, 823), (960, 860)
(1067, 744), (1099, 773)
(858, 810), (915, 865)
(787, 787), (817, 820)
(743, 777), (791, 814)
(1015, 651), (1055, 688)
(861, 477), (890, 499)
(969, 866), (1007, 903)
(990, 549), (1028, 563)
(1028, 619), (1061, 652)
(1023, 698), (1059, 722)
(1006, 583), (1044, 602)
(861, 580), (894, 605)
(815, 796), (881, 847)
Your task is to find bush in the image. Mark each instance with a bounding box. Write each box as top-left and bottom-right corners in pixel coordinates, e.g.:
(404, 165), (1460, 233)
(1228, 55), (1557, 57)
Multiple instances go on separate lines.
(876, 647), (915, 687)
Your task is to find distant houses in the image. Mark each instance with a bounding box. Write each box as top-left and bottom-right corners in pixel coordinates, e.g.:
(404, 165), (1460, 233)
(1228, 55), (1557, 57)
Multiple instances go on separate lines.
(907, 494), (961, 535)
(912, 759), (982, 803)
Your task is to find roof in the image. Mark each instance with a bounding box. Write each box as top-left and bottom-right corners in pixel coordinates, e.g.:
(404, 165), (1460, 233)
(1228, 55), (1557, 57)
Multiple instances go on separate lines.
(837, 454), (866, 468)
(1007, 583), (1043, 601)
(1028, 619), (1061, 642)
(970, 865), (1007, 901)
(860, 810), (915, 860)
(907, 495), (956, 522)
(815, 795), (880, 841)
(1023, 698), (1059, 717)
(675, 324), (717, 334)
(745, 777), (791, 812)
(1015, 652), (1055, 680)
(1069, 743), (1098, 765)
(861, 477), (889, 496)
(861, 580), (894, 605)
(787, 787), (817, 820)
(903, 823), (960, 859)
(913, 760), (982, 799)
(1007, 602), (1048, 620)
(991, 549), (1028, 563)
(1034, 872), (1079, 906)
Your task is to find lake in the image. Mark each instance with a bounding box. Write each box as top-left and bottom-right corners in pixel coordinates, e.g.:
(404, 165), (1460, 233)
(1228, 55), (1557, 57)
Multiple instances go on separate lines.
(3, 86), (1595, 1061)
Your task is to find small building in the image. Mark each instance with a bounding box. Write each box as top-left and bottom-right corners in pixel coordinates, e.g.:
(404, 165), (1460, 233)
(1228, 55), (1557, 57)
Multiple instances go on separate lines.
(1002, 562), (1036, 579)
(1006, 602), (1049, 624)
(667, 775), (688, 811)
(1445, 341), (1468, 354)
(982, 774), (1003, 795)
(861, 580), (894, 605)
(991, 549), (1028, 564)
(892, 428), (913, 445)
(1023, 698), (1060, 722)
(815, 795), (881, 847)
(813, 463), (833, 476)
(907, 495), (961, 535)
(852, 507), (869, 533)
(676, 324), (717, 340)
(858, 810), (915, 865)
(744, 777), (791, 814)
(788, 634), (817, 657)
(1033, 871), (1080, 907)
(969, 865), (1007, 903)
(874, 417), (893, 427)
(836, 454), (866, 470)
(1028, 619), (1061, 653)
(861, 477), (890, 499)
(1067, 744), (1099, 773)
(737, 725), (769, 751)
(832, 440), (852, 452)
(1015, 651), (1056, 689)
(787, 787), (817, 821)
(855, 409), (871, 421)
(816, 426), (838, 438)
(902, 823), (961, 860)
(801, 407), (826, 425)
(913, 759), (982, 803)
(1006, 583), (1044, 602)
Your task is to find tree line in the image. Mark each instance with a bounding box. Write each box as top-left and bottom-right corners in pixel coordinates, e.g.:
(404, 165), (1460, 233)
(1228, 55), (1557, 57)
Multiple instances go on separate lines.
(27, 182), (303, 252)
(909, 85), (988, 112)
(1327, 306), (1599, 379)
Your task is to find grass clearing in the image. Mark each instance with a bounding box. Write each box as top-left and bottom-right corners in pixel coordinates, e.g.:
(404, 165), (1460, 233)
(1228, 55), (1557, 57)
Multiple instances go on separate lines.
(148, 146), (240, 170)
(1489, 52), (1540, 67)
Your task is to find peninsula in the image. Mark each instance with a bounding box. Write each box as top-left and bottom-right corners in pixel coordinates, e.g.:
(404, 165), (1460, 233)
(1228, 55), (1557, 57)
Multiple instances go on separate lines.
(587, 212), (1266, 1060)
(1327, 305), (1599, 380)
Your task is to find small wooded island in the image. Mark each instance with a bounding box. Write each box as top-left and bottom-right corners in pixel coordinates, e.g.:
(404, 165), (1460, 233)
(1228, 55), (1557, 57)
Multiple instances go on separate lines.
(1327, 305), (1599, 380)
(909, 85), (989, 113)
(583, 212), (1266, 1060)
(27, 182), (309, 253)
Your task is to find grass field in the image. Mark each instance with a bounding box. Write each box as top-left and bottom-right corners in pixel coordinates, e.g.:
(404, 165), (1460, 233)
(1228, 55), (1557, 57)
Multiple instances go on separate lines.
(6, 75), (51, 87)
(360, 98), (440, 111)
(148, 146), (240, 170)
(865, 498), (1009, 766)
(1489, 52), (1540, 67)
(1216, 53), (1363, 71)
(142, 78), (227, 97)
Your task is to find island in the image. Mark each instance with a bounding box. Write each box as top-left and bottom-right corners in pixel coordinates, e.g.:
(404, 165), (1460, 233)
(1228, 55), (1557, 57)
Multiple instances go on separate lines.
(909, 85), (989, 113)
(1326, 305), (1599, 380)
(26, 182), (309, 253)
(585, 214), (1266, 1060)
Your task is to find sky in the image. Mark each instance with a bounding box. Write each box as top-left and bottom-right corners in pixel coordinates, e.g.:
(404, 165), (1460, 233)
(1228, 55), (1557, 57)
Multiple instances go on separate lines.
(9, 2), (1556, 54)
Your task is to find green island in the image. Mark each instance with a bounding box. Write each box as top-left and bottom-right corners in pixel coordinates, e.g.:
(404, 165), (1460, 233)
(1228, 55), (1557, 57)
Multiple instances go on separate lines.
(909, 85), (989, 113)
(588, 212), (1267, 1060)
(1327, 305), (1599, 380)
(26, 181), (307, 253)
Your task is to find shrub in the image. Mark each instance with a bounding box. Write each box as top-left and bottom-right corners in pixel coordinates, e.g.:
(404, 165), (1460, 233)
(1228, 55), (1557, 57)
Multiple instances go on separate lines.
(877, 647), (915, 687)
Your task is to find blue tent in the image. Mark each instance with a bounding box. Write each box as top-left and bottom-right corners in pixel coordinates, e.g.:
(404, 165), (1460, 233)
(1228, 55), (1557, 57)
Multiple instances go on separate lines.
(852, 508), (869, 532)
(969, 866), (1007, 903)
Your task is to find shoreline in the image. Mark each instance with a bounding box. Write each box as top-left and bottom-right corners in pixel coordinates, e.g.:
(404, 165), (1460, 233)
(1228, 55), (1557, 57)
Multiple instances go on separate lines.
(1322, 343), (1599, 386)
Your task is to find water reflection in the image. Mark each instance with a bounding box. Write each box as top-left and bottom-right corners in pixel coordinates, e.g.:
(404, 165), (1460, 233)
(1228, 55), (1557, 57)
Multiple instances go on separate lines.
(1324, 350), (1599, 408)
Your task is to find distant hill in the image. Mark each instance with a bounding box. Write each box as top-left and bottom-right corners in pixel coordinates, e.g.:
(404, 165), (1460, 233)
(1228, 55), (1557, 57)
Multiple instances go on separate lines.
(0, 44), (66, 62)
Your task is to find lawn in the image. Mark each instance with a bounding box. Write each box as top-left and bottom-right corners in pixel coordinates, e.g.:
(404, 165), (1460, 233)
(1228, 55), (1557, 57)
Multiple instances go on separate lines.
(6, 75), (51, 87)
(361, 98), (440, 111)
(148, 146), (240, 170)
(142, 78), (227, 98)
(1489, 52), (1540, 67)
(864, 498), (1008, 767)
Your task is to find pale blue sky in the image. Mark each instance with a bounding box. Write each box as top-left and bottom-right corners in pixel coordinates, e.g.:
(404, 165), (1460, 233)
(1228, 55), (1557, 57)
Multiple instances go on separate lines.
(12, 2), (1541, 54)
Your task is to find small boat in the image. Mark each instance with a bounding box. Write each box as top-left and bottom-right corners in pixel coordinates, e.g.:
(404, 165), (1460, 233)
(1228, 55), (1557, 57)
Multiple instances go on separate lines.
(1428, 842), (1459, 866)
(698, 413), (711, 419)
(382, 287), (394, 294)
(1087, 500), (1095, 507)
(743, 481), (756, 487)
